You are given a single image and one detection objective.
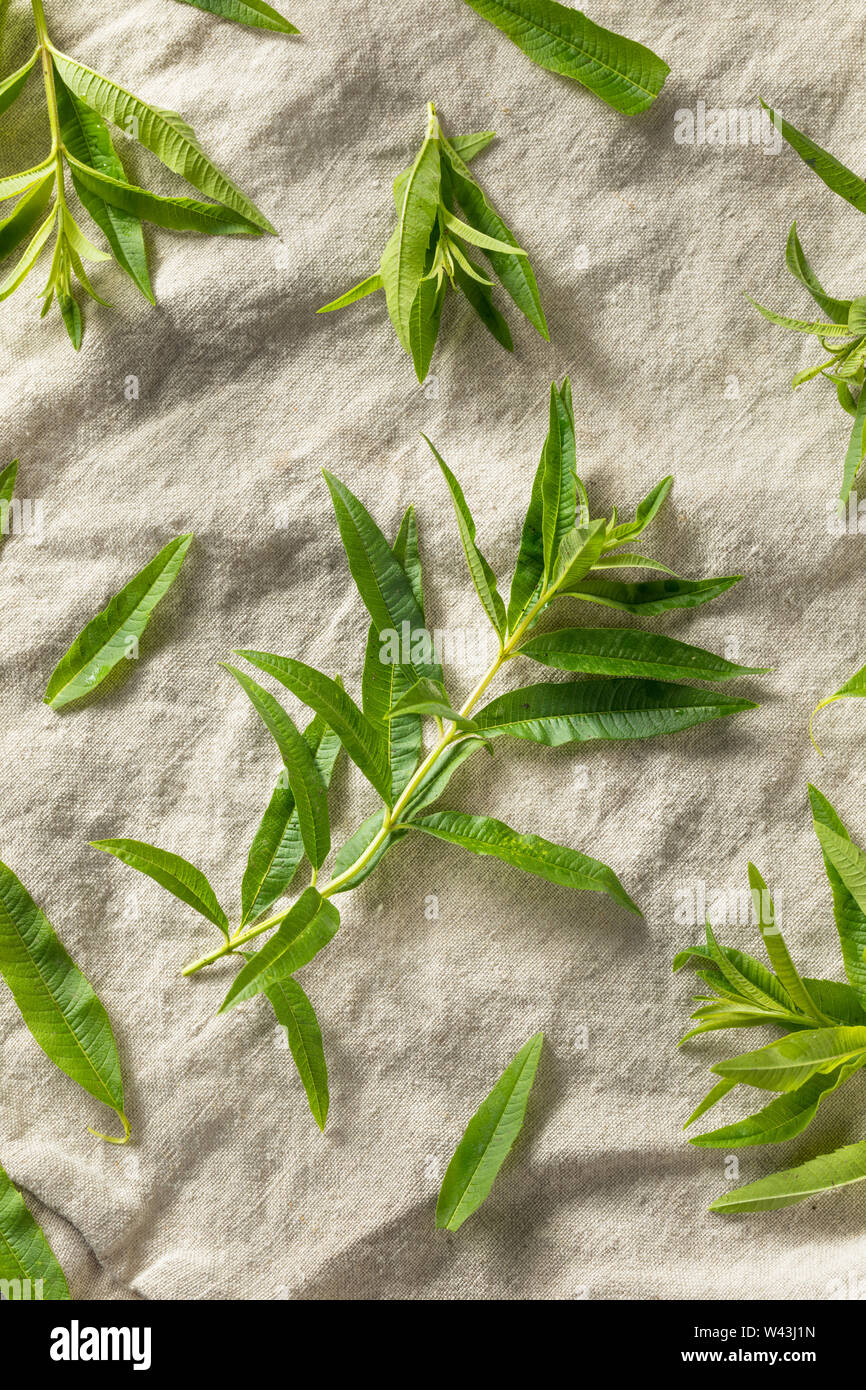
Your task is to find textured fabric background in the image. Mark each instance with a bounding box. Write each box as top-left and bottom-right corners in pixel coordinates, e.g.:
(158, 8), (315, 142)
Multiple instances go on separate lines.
(1, 0), (865, 1301)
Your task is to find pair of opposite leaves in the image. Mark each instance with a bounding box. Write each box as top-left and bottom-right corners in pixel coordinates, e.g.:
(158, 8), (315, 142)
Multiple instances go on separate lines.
(0, 0), (667, 346)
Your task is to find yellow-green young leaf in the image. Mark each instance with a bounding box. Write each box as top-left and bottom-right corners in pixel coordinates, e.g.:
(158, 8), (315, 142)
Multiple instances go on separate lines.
(425, 437), (506, 637)
(683, 1077), (737, 1131)
(237, 650), (393, 803)
(48, 48), (275, 233)
(607, 475), (673, 544)
(0, 174), (55, 265)
(711, 1026), (866, 1093)
(709, 1139), (866, 1214)
(813, 818), (866, 924)
(265, 977), (329, 1130)
(809, 786), (866, 1010)
(317, 273), (383, 314)
(436, 1031), (543, 1231)
(411, 810), (640, 914)
(408, 272), (445, 383)
(762, 101), (866, 215)
(785, 222), (851, 323)
(567, 575), (741, 615)
(691, 1060), (864, 1149)
(0, 159), (54, 202)
(0, 48), (39, 119)
(171, 0), (298, 32)
(378, 106), (442, 353)
(839, 381), (866, 503)
(65, 153), (260, 236)
(0, 207), (56, 301)
(241, 714), (341, 927)
(810, 660), (866, 754)
(0, 863), (128, 1141)
(43, 533), (192, 710)
(440, 206), (525, 256)
(519, 627), (767, 682)
(222, 665), (330, 870)
(745, 295), (853, 337)
(461, 0), (668, 115)
(0, 458), (18, 549)
(552, 520), (607, 591)
(476, 678), (756, 745)
(91, 838), (229, 938)
(0, 1161), (70, 1299)
(218, 888), (339, 1012)
(747, 863), (825, 1020)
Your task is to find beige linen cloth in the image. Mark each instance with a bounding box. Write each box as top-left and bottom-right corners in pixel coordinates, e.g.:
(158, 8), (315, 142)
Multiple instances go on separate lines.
(1, 0), (865, 1300)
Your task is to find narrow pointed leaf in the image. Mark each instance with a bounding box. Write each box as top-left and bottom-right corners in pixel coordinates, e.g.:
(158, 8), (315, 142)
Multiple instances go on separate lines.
(840, 381), (866, 503)
(745, 295), (852, 337)
(388, 677), (487, 736)
(747, 863), (824, 1019)
(65, 153), (261, 235)
(568, 575), (741, 615)
(219, 888), (339, 1011)
(91, 838), (228, 938)
(441, 207), (525, 256)
(683, 1077), (738, 1130)
(0, 208), (55, 300)
(265, 978), (329, 1132)
(330, 811), (405, 893)
(519, 627), (766, 682)
(809, 786), (866, 1010)
(43, 534), (192, 709)
(541, 383), (578, 579)
(507, 444), (546, 630)
(785, 222), (850, 323)
(674, 941), (797, 1014)
(362, 512), (423, 798)
(408, 273), (445, 382)
(436, 1031), (543, 1231)
(813, 819), (866, 923)
(451, 252), (513, 349)
(317, 272), (383, 313)
(0, 174), (55, 264)
(552, 520), (607, 590)
(171, 0), (299, 32)
(0, 49), (38, 119)
(378, 113), (441, 353)
(712, 1026), (866, 1092)
(692, 1060), (864, 1149)
(762, 101), (866, 215)
(607, 476), (673, 543)
(411, 810), (640, 914)
(426, 437), (506, 636)
(0, 1161), (70, 1299)
(461, 0), (669, 115)
(709, 1139), (866, 1213)
(0, 863), (127, 1136)
(0, 161), (54, 203)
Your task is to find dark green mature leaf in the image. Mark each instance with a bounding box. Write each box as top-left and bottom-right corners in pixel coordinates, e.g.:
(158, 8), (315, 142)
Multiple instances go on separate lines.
(541, 383), (579, 579)
(711, 1026), (866, 1093)
(49, 48), (276, 233)
(519, 627), (767, 682)
(507, 443), (547, 631)
(0, 49), (39, 120)
(762, 101), (866, 215)
(54, 73), (153, 301)
(400, 738), (483, 818)
(785, 222), (850, 323)
(567, 575), (741, 615)
(362, 511), (423, 799)
(709, 1139), (866, 1213)
(0, 1160), (70, 1299)
(411, 810), (640, 913)
(810, 786), (866, 1010)
(461, 0), (669, 115)
(436, 1031), (543, 1231)
(452, 251), (514, 350)
(379, 109), (441, 353)
(323, 472), (441, 684)
(66, 153), (262, 236)
(237, 651), (392, 803)
(265, 977), (329, 1131)
(171, 0), (299, 32)
(476, 678), (755, 744)
(43, 533), (192, 710)
(0, 862), (127, 1139)
(426, 437), (506, 637)
(0, 175), (55, 265)
(691, 1061), (864, 1149)
(223, 666), (331, 871)
(241, 715), (341, 927)
(91, 838), (229, 938)
(219, 888), (339, 1011)
(330, 811), (405, 893)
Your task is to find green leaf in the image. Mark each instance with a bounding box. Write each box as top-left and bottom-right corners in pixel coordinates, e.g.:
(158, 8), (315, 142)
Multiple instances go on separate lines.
(171, 0), (299, 32)
(461, 0), (669, 115)
(0, 49), (39, 120)
(65, 152), (262, 236)
(0, 174), (55, 265)
(362, 512), (423, 799)
(408, 271), (445, 382)
(425, 437), (506, 637)
(378, 106), (441, 353)
(745, 294), (853, 337)
(330, 810), (404, 893)
(43, 533), (192, 709)
(476, 678), (755, 745)
(762, 101), (866, 215)
(317, 272), (383, 314)
(241, 715), (341, 927)
(551, 520), (607, 590)
(803, 976), (866, 1027)
(0, 1160), (70, 1299)
(541, 383), (579, 580)
(0, 862), (127, 1140)
(323, 471), (441, 684)
(691, 1060), (864, 1149)
(507, 442), (547, 630)
(567, 575), (741, 615)
(712, 1026), (866, 1092)
(400, 738), (483, 818)
(451, 251), (514, 350)
(448, 131), (496, 162)
(607, 476), (673, 544)
(436, 1031), (543, 1231)
(411, 810), (640, 914)
(388, 677), (487, 737)
(839, 380), (866, 503)
(674, 941), (797, 1015)
(809, 786), (866, 1011)
(683, 1077), (738, 1130)
(709, 1139), (866, 1214)
(218, 888), (339, 1011)
(440, 134), (547, 339)
(589, 553), (678, 576)
(54, 72), (152, 300)
(223, 666), (330, 871)
(265, 978), (329, 1131)
(0, 207), (56, 301)
(237, 651), (392, 803)
(747, 863), (824, 1021)
(91, 838), (229, 939)
(59, 292), (82, 348)
(441, 206), (525, 256)
(49, 48), (275, 233)
(0, 458), (18, 548)
(785, 222), (850, 323)
(519, 627), (766, 682)
(0, 160), (54, 203)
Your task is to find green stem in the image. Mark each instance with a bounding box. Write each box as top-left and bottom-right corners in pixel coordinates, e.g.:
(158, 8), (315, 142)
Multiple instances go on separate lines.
(181, 584), (556, 977)
(31, 0), (66, 212)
